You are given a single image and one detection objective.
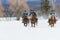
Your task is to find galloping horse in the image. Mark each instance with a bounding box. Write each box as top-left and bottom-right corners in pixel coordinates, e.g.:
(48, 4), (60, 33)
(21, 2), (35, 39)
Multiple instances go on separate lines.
(30, 16), (38, 27)
(22, 16), (29, 27)
(29, 11), (38, 27)
(48, 15), (56, 27)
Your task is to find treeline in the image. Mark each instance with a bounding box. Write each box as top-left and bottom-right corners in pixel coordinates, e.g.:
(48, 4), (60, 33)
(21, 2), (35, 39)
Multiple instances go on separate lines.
(0, 0), (57, 20)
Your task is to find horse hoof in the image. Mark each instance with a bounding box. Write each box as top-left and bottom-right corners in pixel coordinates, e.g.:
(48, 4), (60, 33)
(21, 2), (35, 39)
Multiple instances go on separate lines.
(34, 27), (35, 28)
(25, 26), (27, 27)
(51, 26), (54, 28)
(25, 25), (27, 27)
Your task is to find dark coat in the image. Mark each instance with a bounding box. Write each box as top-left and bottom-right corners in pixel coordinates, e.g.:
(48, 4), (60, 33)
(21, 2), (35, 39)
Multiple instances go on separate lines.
(29, 11), (37, 17)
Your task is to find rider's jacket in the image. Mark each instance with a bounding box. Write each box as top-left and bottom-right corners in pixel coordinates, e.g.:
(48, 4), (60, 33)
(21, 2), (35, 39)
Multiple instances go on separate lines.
(30, 11), (37, 17)
(23, 12), (28, 17)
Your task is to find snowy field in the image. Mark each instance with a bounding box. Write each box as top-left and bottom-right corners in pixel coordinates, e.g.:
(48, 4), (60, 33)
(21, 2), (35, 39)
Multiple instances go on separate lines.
(0, 17), (60, 40)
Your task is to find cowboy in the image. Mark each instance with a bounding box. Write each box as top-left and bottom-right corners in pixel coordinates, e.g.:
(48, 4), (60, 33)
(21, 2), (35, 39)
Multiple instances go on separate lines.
(22, 10), (28, 18)
(22, 10), (29, 23)
(29, 10), (37, 17)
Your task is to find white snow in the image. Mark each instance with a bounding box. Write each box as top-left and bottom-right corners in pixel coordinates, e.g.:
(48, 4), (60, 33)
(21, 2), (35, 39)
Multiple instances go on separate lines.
(0, 17), (60, 40)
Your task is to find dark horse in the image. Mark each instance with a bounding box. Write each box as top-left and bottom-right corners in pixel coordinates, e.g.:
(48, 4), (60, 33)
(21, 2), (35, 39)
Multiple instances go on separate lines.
(29, 11), (38, 27)
(48, 15), (56, 27)
(22, 16), (29, 27)
(30, 16), (38, 27)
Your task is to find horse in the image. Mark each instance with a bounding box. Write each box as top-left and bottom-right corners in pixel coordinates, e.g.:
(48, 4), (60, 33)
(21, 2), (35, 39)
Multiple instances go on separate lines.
(48, 15), (56, 27)
(22, 16), (29, 27)
(29, 12), (38, 27)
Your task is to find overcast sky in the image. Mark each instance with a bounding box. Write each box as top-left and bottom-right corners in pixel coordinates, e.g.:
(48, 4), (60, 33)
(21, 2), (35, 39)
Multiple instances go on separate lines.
(26, 0), (60, 4)
(1, 0), (60, 4)
(26, 0), (40, 1)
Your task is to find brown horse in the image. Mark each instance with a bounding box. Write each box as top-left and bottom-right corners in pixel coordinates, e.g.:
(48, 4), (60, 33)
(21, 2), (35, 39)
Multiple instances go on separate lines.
(22, 16), (29, 27)
(30, 15), (38, 27)
(48, 16), (56, 27)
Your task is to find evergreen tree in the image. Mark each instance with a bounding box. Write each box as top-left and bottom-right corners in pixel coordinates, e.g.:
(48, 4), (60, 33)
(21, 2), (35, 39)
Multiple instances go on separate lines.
(40, 0), (51, 16)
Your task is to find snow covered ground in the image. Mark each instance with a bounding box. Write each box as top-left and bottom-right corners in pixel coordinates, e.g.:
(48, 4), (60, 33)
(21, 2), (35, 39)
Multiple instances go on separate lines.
(0, 17), (60, 40)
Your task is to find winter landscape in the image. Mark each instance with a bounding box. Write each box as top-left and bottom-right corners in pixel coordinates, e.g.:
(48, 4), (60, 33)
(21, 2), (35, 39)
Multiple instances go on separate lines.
(0, 17), (60, 40)
(0, 0), (60, 40)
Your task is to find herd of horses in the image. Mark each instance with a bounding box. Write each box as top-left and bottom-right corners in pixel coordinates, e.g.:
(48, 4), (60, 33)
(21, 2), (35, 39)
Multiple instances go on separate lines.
(22, 13), (38, 27)
(22, 13), (57, 27)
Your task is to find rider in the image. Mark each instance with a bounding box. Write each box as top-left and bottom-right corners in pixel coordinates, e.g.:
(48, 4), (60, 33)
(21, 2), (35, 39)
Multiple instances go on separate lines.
(22, 10), (29, 23)
(29, 10), (37, 17)
(22, 10), (29, 18)
(29, 10), (38, 22)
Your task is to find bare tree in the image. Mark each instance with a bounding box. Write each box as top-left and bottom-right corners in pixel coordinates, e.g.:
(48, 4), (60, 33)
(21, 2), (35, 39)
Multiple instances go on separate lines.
(12, 5), (25, 20)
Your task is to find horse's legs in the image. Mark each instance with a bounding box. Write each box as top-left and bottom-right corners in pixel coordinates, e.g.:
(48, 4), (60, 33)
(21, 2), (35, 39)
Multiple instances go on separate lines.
(49, 22), (53, 27)
(50, 24), (53, 27)
(34, 23), (35, 27)
(25, 24), (27, 27)
(24, 18), (29, 27)
(52, 24), (54, 27)
(31, 23), (35, 27)
(31, 23), (33, 27)
(36, 19), (38, 25)
(24, 23), (27, 27)
(24, 23), (25, 26)
(35, 20), (37, 25)
(36, 22), (37, 25)
(49, 23), (50, 25)
(51, 24), (54, 27)
(31, 23), (34, 27)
